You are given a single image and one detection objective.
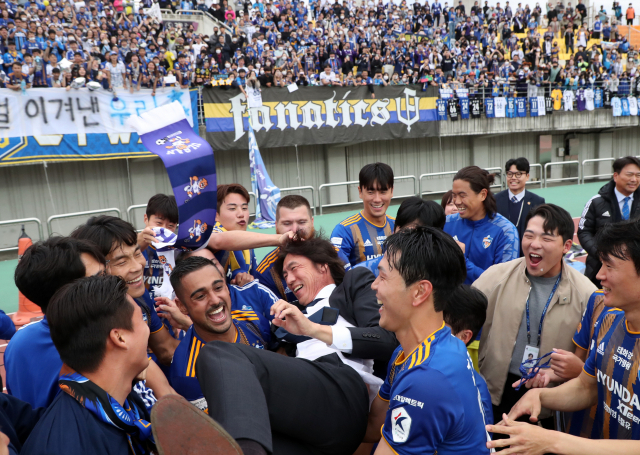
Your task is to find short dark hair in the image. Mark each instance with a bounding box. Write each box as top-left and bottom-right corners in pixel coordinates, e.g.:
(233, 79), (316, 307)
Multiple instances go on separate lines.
(396, 197), (446, 230)
(145, 193), (179, 224)
(383, 227), (466, 312)
(359, 162), (394, 191)
(524, 203), (574, 243)
(170, 256), (222, 299)
(453, 166), (498, 219)
(275, 233), (346, 285)
(505, 157), (530, 173)
(597, 219), (640, 275)
(443, 285), (487, 346)
(216, 183), (250, 212)
(613, 156), (640, 174)
(70, 215), (137, 257)
(47, 275), (134, 373)
(276, 195), (312, 221)
(14, 237), (105, 314)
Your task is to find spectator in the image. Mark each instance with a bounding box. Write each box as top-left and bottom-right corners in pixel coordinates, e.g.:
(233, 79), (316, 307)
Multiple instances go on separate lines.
(578, 156), (640, 286)
(626, 2), (635, 24)
(495, 157), (546, 256)
(474, 204), (596, 426)
(441, 189), (460, 215)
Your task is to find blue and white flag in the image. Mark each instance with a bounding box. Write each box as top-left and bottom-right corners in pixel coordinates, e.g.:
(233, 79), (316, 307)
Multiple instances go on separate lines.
(127, 101), (217, 251)
(248, 119), (281, 229)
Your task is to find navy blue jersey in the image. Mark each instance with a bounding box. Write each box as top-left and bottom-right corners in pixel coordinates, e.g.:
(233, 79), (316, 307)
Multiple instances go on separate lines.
(212, 222), (258, 282)
(169, 316), (270, 413)
(21, 391), (150, 455)
(437, 99), (448, 120)
(484, 98), (495, 118)
(142, 248), (171, 301)
(443, 213), (519, 284)
(573, 290), (606, 351)
(228, 280), (279, 336)
(529, 97), (540, 117)
(378, 324), (491, 454)
(331, 212), (395, 267)
(135, 289), (166, 335)
(578, 308), (640, 439)
(0, 393), (44, 454)
(460, 98), (470, 119)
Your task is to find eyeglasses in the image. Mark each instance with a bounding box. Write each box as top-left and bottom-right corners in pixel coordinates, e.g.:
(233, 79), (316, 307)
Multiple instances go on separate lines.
(507, 171), (527, 178)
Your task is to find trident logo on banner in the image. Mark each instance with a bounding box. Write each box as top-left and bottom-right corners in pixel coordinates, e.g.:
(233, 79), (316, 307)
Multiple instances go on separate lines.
(396, 88), (420, 132)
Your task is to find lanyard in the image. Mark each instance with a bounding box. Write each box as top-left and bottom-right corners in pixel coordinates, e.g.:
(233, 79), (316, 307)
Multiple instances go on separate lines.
(526, 272), (561, 346)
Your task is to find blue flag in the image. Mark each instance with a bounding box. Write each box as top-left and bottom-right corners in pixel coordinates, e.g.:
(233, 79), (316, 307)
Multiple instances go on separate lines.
(127, 101), (217, 251)
(248, 119), (281, 229)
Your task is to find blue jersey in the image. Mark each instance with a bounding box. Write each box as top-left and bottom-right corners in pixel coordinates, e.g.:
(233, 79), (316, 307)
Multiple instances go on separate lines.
(229, 280), (279, 336)
(212, 222), (258, 282)
(378, 324), (491, 454)
(135, 289), (165, 335)
(484, 98), (495, 118)
(0, 309), (15, 339)
(255, 246), (352, 302)
(516, 97), (527, 117)
(444, 213), (519, 284)
(474, 370), (493, 426)
(578, 308), (640, 439)
(437, 99), (448, 120)
(529, 97), (540, 117)
(331, 211), (395, 266)
(169, 315), (270, 413)
(460, 98), (470, 119)
(622, 97), (631, 116)
(506, 97), (516, 118)
(142, 248), (170, 301)
(595, 88), (604, 108)
(5, 318), (62, 409)
(355, 255), (383, 278)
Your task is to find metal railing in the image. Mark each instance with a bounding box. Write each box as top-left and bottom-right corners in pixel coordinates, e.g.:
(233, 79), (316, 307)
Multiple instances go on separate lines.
(47, 208), (122, 236)
(160, 8), (233, 35)
(543, 161), (581, 188)
(127, 204), (149, 232)
(419, 171), (458, 197)
(484, 167), (504, 189)
(527, 163), (545, 188)
(318, 175), (417, 216)
(279, 186), (318, 216)
(581, 158), (617, 183)
(0, 218), (44, 253)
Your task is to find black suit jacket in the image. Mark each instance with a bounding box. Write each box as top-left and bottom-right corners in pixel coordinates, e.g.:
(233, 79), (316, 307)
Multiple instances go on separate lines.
(328, 267), (398, 377)
(495, 189), (546, 255)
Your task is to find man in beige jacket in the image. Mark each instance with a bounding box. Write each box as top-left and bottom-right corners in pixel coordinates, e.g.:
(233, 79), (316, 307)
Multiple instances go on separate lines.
(474, 204), (596, 427)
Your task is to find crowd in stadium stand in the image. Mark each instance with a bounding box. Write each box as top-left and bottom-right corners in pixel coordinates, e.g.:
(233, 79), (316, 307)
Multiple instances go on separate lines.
(2, 0), (640, 97)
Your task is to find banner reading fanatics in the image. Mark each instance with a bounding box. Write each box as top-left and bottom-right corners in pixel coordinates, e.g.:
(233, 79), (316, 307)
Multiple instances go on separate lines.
(203, 85), (439, 151)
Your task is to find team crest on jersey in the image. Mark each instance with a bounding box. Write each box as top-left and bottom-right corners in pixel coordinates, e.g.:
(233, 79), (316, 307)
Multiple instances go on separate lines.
(391, 407), (411, 443)
(482, 235), (493, 249)
(184, 175), (209, 198)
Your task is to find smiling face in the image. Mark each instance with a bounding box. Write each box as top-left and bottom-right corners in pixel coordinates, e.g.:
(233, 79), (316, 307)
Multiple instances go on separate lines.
(216, 192), (250, 231)
(282, 254), (333, 305)
(358, 181), (393, 221)
(371, 252), (414, 333)
(106, 243), (147, 298)
(597, 251), (640, 311)
(507, 164), (530, 194)
(144, 213), (177, 233)
(522, 216), (571, 277)
(176, 264), (233, 337)
(451, 178), (487, 221)
(613, 163), (640, 197)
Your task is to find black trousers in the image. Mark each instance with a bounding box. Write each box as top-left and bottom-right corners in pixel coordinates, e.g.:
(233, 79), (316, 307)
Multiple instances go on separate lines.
(195, 342), (369, 455)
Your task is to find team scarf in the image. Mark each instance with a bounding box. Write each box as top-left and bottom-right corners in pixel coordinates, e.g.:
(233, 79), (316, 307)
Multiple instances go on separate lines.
(59, 370), (155, 455)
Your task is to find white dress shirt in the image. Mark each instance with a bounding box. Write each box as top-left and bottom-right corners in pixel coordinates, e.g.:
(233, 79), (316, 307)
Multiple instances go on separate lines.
(296, 284), (383, 403)
(614, 187), (634, 216)
(508, 188), (526, 202)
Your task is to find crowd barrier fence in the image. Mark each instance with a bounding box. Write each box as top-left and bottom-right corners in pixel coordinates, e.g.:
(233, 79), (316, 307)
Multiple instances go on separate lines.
(0, 218), (44, 253)
(47, 208), (122, 237)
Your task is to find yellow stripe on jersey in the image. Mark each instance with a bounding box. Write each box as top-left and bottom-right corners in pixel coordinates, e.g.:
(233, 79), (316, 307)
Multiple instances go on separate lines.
(394, 323), (443, 368)
(256, 248), (280, 273)
(186, 337), (198, 377)
(191, 340), (203, 377)
(340, 213), (362, 227)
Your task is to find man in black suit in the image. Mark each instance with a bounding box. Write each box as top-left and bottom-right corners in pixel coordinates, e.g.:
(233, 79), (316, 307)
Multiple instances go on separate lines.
(187, 235), (396, 455)
(495, 157), (546, 256)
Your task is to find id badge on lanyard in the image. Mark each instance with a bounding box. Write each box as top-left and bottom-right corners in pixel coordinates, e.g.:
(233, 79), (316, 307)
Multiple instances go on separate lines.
(522, 272), (561, 368)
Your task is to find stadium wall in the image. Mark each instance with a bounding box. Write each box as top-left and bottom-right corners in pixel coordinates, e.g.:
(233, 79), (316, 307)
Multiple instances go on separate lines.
(1, 118), (640, 250)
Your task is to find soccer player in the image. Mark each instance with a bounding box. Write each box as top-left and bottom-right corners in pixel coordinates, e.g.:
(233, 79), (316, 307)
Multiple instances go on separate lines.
(211, 183), (258, 285)
(331, 163), (395, 267)
(255, 195), (351, 302)
(71, 216), (180, 366)
(365, 227), (491, 454)
(443, 284), (494, 426)
(168, 256), (272, 416)
(356, 196), (446, 277)
(488, 219), (640, 452)
(21, 275), (155, 455)
(7, 237), (106, 409)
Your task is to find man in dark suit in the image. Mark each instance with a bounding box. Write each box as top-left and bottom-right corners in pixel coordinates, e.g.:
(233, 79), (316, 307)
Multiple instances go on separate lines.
(179, 235), (396, 455)
(495, 157), (546, 256)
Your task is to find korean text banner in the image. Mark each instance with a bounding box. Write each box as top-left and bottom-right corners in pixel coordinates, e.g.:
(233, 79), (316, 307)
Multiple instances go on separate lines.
(203, 85), (439, 151)
(0, 89), (198, 167)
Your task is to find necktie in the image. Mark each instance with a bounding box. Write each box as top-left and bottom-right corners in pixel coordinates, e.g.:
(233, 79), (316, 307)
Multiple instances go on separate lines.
(622, 196), (631, 220)
(511, 195), (518, 203)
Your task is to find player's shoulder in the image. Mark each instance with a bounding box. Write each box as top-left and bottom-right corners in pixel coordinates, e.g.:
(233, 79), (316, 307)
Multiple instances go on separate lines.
(490, 212), (519, 236)
(256, 247), (280, 274)
(338, 212), (363, 227)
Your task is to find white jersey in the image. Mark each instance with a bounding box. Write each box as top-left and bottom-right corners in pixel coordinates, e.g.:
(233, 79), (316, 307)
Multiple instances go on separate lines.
(105, 61), (126, 88)
(585, 88), (595, 111)
(494, 97), (507, 117)
(629, 97), (638, 116)
(563, 90), (575, 111)
(536, 96), (546, 116)
(612, 97), (622, 116)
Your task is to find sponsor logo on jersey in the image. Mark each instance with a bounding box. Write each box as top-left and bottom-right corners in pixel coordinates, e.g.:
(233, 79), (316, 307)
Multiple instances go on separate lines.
(242, 305), (253, 311)
(331, 237), (343, 246)
(393, 395), (424, 409)
(597, 342), (605, 355)
(391, 407), (412, 443)
(363, 239), (373, 247)
(377, 235), (387, 242)
(482, 235), (493, 249)
(602, 211), (610, 217)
